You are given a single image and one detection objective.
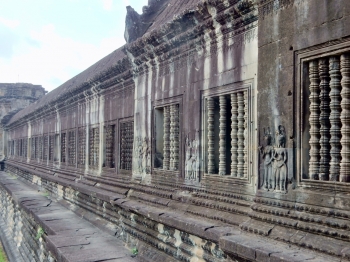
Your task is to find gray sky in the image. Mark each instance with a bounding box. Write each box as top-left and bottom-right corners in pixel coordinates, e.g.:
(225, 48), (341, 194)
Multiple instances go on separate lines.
(0, 0), (148, 92)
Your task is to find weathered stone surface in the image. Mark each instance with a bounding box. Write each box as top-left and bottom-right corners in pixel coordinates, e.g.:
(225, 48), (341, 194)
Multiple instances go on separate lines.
(2, 0), (350, 261)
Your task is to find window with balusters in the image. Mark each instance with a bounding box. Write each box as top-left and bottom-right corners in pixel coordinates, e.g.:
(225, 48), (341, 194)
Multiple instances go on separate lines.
(103, 124), (115, 169)
(154, 104), (180, 171)
(204, 88), (250, 178)
(89, 127), (99, 168)
(302, 52), (350, 183)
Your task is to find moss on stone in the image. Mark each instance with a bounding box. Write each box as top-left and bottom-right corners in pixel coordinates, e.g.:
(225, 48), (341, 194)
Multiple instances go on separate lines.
(0, 243), (8, 262)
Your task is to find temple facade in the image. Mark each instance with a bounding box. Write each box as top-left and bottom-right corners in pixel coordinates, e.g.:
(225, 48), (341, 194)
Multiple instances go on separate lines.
(1, 0), (350, 261)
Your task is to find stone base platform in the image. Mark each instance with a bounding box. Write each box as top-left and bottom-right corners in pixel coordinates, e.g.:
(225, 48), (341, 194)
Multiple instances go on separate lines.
(0, 171), (137, 262)
(2, 164), (345, 262)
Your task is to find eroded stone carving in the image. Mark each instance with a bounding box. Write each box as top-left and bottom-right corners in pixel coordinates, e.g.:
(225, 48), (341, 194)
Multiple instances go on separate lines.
(185, 136), (199, 181)
(135, 136), (150, 174)
(273, 125), (288, 193)
(259, 128), (274, 190)
(259, 125), (288, 193)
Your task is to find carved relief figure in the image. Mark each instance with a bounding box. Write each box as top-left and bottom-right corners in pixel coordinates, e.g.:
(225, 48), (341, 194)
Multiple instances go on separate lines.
(185, 136), (199, 181)
(258, 128), (273, 190)
(135, 136), (151, 174)
(273, 125), (288, 193)
(259, 125), (288, 193)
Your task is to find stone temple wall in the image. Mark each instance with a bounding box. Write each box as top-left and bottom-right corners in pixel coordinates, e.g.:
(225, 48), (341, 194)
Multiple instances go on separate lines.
(2, 0), (350, 261)
(0, 83), (46, 162)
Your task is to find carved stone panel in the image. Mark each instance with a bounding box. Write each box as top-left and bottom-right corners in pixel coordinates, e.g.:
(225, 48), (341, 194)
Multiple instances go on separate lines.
(259, 125), (288, 193)
(135, 136), (150, 174)
(185, 136), (199, 181)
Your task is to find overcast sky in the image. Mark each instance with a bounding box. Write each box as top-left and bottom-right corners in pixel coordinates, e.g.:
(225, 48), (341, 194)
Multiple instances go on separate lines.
(0, 0), (148, 92)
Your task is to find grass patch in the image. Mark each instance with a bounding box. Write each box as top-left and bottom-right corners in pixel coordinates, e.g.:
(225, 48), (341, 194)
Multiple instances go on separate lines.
(0, 243), (8, 262)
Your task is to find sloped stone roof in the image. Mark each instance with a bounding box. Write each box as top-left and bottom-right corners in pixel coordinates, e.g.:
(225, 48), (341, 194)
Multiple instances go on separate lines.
(8, 46), (126, 124)
(8, 0), (204, 125)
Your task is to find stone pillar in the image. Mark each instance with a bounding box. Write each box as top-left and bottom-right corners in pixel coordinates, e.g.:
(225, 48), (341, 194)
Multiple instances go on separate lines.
(319, 58), (331, 181)
(207, 98), (215, 174)
(219, 95), (226, 175)
(170, 104), (179, 170)
(237, 92), (244, 177)
(340, 54), (350, 182)
(329, 56), (341, 181)
(163, 106), (170, 170)
(243, 91), (248, 178)
(231, 93), (238, 177)
(309, 60), (321, 180)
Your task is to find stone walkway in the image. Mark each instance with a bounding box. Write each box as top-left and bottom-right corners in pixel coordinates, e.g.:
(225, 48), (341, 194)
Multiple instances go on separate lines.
(0, 171), (138, 262)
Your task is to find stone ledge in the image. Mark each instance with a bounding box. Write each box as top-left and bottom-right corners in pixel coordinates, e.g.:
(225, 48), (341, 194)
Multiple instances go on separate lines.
(5, 163), (349, 262)
(0, 171), (137, 262)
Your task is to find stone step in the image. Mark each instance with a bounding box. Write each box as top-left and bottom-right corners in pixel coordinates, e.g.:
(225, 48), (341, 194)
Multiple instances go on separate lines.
(0, 171), (139, 262)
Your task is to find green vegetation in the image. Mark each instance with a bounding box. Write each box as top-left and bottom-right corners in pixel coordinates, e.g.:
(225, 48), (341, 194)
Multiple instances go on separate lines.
(131, 247), (138, 257)
(0, 243), (8, 262)
(35, 226), (45, 240)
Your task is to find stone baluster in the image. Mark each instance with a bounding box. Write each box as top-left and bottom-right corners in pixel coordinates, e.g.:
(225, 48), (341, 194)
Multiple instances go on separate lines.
(243, 91), (248, 178)
(231, 93), (238, 177)
(170, 105), (175, 169)
(207, 97), (215, 174)
(329, 56), (342, 181)
(340, 54), (350, 182)
(163, 106), (171, 170)
(309, 60), (321, 180)
(219, 95), (227, 175)
(121, 124), (125, 169)
(237, 92), (244, 177)
(173, 104), (180, 170)
(89, 129), (93, 166)
(129, 122), (134, 170)
(94, 128), (99, 167)
(319, 58), (331, 181)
